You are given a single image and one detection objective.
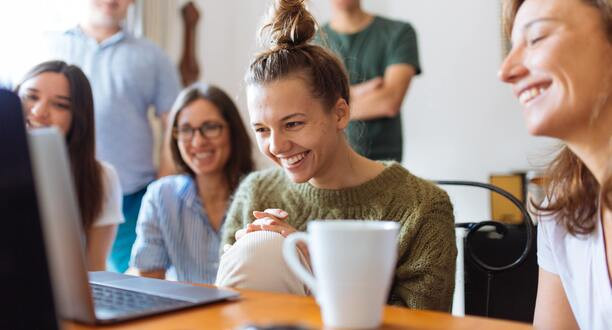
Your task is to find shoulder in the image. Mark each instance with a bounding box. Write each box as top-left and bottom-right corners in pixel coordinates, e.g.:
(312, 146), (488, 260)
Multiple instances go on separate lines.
(319, 22), (338, 39)
(374, 16), (416, 33)
(146, 174), (193, 197)
(99, 161), (121, 193)
(124, 35), (171, 60)
(383, 161), (451, 206)
(230, 167), (289, 207)
(537, 213), (579, 247)
(380, 162), (454, 230)
(56, 27), (84, 41)
(94, 161), (124, 226)
(237, 167), (287, 191)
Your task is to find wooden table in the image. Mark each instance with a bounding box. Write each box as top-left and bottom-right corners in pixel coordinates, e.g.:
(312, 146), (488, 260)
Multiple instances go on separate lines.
(64, 288), (532, 329)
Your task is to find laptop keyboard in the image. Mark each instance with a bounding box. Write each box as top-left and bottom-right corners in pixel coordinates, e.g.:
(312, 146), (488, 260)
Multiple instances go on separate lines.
(91, 283), (192, 316)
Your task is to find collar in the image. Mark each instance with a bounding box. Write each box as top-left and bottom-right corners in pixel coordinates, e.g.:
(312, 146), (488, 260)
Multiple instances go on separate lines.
(178, 176), (199, 210)
(67, 25), (128, 48)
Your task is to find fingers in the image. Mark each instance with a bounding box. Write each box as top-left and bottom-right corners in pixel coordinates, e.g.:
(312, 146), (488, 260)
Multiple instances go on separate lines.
(251, 217), (281, 226)
(246, 222), (294, 237)
(253, 208), (288, 220)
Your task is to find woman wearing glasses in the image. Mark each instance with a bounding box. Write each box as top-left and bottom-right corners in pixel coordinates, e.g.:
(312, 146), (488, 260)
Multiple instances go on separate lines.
(130, 83), (254, 283)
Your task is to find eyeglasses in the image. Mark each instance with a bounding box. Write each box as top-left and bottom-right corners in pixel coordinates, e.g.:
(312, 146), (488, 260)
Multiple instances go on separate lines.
(173, 122), (225, 141)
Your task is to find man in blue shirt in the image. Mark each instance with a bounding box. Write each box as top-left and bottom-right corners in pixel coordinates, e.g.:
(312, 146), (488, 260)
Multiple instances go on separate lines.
(48, 0), (181, 272)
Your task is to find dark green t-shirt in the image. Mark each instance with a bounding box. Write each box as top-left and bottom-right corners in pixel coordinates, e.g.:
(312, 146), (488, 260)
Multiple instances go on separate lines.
(319, 16), (421, 161)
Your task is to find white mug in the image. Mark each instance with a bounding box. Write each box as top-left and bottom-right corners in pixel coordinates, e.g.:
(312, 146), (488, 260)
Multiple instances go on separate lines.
(283, 220), (399, 329)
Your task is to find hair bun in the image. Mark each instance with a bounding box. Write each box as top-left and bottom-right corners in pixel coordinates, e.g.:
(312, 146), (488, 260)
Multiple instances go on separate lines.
(261, 0), (317, 49)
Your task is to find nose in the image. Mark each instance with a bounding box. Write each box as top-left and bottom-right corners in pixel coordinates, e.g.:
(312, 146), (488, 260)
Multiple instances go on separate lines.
(268, 130), (289, 156)
(191, 129), (207, 146)
(498, 46), (528, 84)
(30, 100), (50, 119)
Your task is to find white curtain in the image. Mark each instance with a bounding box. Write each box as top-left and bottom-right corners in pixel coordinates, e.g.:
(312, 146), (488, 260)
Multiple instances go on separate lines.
(127, 0), (180, 52)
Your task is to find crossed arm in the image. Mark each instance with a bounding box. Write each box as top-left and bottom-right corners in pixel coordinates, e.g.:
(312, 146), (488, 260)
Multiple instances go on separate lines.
(349, 63), (416, 121)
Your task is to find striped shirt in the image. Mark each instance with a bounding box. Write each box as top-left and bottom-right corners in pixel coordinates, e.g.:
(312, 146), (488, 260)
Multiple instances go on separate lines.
(130, 175), (222, 284)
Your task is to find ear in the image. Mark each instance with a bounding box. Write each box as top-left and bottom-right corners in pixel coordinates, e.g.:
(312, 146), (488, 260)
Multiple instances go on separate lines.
(332, 98), (350, 131)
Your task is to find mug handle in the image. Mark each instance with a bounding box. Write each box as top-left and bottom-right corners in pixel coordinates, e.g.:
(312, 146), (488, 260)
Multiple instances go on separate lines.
(283, 232), (317, 296)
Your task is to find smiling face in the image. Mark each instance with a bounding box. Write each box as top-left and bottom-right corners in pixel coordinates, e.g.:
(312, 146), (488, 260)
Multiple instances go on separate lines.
(499, 0), (612, 140)
(18, 72), (73, 135)
(176, 98), (231, 177)
(247, 76), (349, 184)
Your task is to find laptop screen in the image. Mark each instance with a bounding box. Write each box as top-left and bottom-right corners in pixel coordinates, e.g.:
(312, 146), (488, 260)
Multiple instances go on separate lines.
(0, 89), (59, 329)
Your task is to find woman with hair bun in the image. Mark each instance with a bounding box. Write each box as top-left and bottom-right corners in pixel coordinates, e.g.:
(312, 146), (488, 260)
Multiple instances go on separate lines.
(215, 0), (456, 311)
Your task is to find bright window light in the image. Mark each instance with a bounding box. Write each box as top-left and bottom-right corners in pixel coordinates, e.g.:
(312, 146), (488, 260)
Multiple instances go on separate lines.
(0, 0), (87, 88)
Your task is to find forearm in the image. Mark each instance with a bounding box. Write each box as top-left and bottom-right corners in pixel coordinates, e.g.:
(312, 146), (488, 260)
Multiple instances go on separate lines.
(350, 87), (403, 121)
(350, 64), (415, 121)
(157, 113), (174, 177)
(136, 269), (166, 280)
(86, 225), (118, 271)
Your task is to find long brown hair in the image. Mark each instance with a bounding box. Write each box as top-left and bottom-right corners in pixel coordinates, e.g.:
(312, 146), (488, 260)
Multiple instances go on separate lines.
(502, 0), (612, 235)
(246, 0), (350, 111)
(167, 83), (254, 193)
(16, 60), (104, 231)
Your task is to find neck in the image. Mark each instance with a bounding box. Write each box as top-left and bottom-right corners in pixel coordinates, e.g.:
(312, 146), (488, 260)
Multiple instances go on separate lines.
(80, 22), (121, 43)
(329, 7), (373, 34)
(195, 172), (229, 204)
(308, 138), (384, 190)
(566, 104), (612, 185)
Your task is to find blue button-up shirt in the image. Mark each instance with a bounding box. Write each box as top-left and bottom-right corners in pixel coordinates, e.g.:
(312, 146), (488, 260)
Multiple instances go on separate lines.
(130, 175), (222, 284)
(49, 27), (181, 193)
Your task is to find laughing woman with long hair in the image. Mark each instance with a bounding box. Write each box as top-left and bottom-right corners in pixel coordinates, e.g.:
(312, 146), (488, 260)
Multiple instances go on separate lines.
(499, 0), (612, 328)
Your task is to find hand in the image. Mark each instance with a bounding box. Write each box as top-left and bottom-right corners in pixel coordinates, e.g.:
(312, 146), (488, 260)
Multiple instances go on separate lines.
(248, 208), (295, 237)
(227, 209), (310, 262)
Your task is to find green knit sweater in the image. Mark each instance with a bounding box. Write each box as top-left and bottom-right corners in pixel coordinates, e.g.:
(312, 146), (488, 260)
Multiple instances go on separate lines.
(221, 161), (456, 311)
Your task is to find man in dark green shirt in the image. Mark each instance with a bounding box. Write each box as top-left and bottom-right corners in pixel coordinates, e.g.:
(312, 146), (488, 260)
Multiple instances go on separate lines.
(319, 0), (421, 161)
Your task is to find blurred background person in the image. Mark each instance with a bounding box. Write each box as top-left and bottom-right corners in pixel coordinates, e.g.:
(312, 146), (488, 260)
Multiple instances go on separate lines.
(130, 83), (254, 283)
(318, 0), (421, 161)
(47, 0), (182, 272)
(15, 60), (124, 271)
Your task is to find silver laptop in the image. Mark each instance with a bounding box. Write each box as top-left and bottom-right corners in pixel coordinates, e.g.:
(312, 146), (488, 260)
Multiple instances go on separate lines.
(27, 128), (239, 324)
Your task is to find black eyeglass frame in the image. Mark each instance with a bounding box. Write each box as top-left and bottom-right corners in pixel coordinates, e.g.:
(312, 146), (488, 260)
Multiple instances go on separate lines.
(173, 122), (226, 141)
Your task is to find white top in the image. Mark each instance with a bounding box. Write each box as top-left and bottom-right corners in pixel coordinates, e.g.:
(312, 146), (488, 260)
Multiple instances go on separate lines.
(93, 161), (125, 227)
(538, 211), (612, 330)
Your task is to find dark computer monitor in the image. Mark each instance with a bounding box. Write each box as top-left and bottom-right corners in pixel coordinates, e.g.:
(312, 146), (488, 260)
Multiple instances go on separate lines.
(0, 89), (59, 330)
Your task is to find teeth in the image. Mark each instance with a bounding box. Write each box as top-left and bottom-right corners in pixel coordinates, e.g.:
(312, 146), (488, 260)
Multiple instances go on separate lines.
(281, 152), (307, 166)
(519, 86), (548, 105)
(195, 151), (213, 159)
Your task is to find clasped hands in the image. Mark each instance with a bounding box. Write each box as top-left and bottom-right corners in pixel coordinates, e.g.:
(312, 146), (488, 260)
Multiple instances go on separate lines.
(223, 208), (309, 260)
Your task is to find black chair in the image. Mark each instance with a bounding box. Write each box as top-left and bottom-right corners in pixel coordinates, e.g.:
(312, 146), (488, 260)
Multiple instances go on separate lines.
(436, 180), (538, 323)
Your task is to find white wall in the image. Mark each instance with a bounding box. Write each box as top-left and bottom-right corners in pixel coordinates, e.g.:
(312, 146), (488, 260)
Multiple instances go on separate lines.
(166, 0), (557, 222)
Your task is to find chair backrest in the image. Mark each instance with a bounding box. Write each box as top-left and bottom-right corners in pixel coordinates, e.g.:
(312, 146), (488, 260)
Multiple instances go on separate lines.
(437, 180), (537, 322)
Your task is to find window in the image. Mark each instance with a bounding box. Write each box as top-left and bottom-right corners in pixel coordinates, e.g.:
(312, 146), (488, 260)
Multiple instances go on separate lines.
(0, 0), (86, 88)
